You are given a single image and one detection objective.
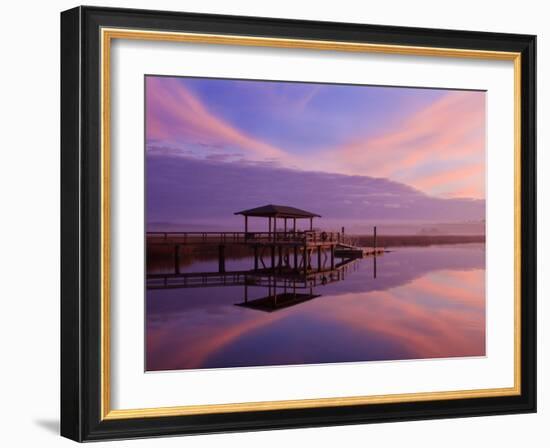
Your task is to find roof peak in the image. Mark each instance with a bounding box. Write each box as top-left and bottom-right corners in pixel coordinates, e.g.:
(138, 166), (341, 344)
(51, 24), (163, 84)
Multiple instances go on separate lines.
(234, 204), (321, 218)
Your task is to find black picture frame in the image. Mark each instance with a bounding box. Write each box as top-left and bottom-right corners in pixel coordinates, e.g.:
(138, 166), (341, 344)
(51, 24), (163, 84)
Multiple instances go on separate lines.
(61, 5), (536, 442)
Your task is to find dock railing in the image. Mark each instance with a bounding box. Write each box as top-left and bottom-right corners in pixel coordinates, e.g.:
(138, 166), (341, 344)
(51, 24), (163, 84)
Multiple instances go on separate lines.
(147, 230), (343, 245)
(147, 231), (248, 244)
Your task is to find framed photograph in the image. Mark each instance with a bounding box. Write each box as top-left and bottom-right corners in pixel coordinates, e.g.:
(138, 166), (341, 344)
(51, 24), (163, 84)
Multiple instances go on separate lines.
(60, 6), (536, 441)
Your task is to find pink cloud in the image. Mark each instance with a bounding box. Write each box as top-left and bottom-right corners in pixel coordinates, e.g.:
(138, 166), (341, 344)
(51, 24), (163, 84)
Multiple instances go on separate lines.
(146, 77), (290, 162)
(146, 77), (486, 199)
(413, 163), (484, 196)
(311, 91), (486, 198)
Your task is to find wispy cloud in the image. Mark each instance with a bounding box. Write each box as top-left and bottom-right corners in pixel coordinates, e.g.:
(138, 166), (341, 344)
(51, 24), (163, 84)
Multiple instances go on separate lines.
(146, 77), (292, 163)
(309, 91), (486, 198)
(146, 77), (486, 199)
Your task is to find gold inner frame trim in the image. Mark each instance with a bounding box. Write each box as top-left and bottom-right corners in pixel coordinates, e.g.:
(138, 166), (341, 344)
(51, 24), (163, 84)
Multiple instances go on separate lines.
(100, 27), (522, 421)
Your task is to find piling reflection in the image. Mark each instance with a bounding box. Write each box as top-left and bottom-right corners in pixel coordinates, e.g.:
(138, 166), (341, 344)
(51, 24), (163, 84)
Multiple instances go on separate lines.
(147, 236), (366, 311)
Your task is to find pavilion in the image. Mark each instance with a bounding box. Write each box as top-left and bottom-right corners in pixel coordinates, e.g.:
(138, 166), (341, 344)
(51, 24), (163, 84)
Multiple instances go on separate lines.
(234, 204), (321, 235)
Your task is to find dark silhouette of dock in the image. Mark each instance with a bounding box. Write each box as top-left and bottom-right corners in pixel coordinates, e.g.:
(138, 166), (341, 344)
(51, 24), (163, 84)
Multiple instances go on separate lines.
(146, 204), (382, 311)
(148, 204), (382, 270)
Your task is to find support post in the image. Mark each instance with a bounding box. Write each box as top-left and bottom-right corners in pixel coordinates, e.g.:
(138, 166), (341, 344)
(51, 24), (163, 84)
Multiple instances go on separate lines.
(271, 246), (275, 270)
(260, 247), (266, 269)
(254, 246), (259, 271)
(294, 246), (298, 270)
(310, 217), (313, 231)
(293, 218), (297, 233)
(317, 246), (322, 272)
(218, 245), (226, 273)
(244, 216), (248, 234)
(373, 226), (377, 252)
(174, 244), (180, 275)
(330, 245), (335, 270)
(303, 247), (308, 276)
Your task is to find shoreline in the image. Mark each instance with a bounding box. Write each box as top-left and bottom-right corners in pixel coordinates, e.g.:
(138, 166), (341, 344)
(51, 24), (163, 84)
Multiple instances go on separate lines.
(349, 234), (485, 248)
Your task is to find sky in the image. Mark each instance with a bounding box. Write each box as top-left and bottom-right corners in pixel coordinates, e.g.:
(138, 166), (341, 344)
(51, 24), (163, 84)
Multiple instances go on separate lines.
(145, 76), (486, 230)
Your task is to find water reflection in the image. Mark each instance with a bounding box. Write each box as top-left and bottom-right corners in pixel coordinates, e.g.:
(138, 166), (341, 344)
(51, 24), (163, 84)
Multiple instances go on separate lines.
(146, 244), (485, 371)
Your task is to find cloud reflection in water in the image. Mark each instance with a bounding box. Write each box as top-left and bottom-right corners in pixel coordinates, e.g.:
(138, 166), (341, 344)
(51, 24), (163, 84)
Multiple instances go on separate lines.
(146, 244), (485, 371)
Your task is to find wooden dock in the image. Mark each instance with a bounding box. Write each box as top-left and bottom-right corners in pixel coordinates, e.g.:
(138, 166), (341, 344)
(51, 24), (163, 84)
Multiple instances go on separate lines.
(147, 230), (343, 246)
(148, 230), (347, 275)
(146, 206), (383, 310)
(147, 205), (382, 276)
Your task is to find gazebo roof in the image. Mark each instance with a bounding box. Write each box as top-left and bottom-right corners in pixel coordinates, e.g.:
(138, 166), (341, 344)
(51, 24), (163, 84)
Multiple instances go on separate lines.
(234, 204), (321, 219)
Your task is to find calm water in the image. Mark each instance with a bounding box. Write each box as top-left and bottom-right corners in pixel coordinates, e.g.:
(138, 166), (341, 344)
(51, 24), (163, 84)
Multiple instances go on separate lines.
(146, 243), (485, 371)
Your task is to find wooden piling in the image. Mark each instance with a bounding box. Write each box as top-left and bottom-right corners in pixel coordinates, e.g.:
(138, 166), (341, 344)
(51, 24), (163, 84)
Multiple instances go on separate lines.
(174, 244), (180, 275)
(218, 245), (226, 273)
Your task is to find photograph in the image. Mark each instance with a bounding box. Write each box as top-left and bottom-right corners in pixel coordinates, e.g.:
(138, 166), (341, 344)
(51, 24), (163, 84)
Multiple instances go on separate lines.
(145, 75), (487, 371)
(57, 4), (537, 441)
